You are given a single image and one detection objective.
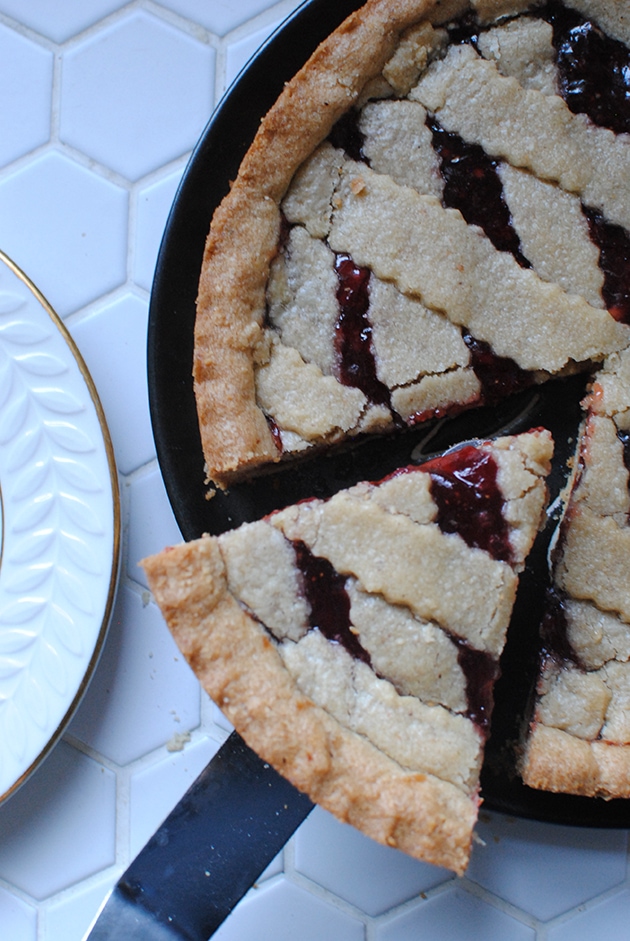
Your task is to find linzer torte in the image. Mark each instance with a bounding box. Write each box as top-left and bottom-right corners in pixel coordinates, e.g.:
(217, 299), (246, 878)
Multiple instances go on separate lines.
(145, 0), (630, 874)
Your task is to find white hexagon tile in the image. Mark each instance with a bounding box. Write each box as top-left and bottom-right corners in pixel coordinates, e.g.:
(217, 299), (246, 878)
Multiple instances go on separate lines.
(0, 2), (627, 940)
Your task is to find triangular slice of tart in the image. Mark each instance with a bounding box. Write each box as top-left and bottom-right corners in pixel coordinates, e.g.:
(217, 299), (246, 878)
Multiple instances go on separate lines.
(521, 351), (630, 797)
(195, 0), (630, 489)
(143, 429), (552, 874)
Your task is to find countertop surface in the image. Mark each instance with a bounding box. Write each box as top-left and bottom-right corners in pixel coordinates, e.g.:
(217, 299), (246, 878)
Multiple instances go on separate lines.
(0, 1), (627, 939)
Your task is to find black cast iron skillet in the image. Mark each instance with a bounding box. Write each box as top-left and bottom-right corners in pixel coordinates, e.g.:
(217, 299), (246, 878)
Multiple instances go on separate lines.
(147, 0), (630, 854)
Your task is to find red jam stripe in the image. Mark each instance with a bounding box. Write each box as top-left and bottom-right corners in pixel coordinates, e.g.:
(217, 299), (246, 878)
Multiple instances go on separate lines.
(463, 332), (534, 405)
(334, 253), (396, 414)
(327, 109), (367, 163)
(544, 0), (630, 135)
(422, 444), (513, 563)
(582, 208), (630, 324)
(292, 539), (372, 666)
(292, 538), (497, 733)
(428, 116), (530, 267)
(453, 638), (499, 736)
(539, 586), (583, 669)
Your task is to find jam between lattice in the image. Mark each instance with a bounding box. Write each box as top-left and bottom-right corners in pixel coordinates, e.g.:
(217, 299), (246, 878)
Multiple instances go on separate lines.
(289, 445), (512, 733)
(334, 253), (394, 412)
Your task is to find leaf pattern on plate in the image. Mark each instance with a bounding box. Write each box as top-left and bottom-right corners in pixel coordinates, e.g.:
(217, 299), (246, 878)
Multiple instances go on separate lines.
(3, 563), (53, 595)
(49, 604), (83, 658)
(60, 531), (101, 576)
(4, 426), (42, 474)
(10, 493), (55, 534)
(43, 420), (96, 453)
(31, 386), (85, 414)
(0, 357), (13, 410)
(0, 317), (48, 344)
(53, 456), (102, 492)
(0, 264), (116, 787)
(13, 351), (68, 377)
(0, 624), (39, 651)
(0, 390), (29, 445)
(9, 529), (56, 564)
(39, 639), (68, 697)
(8, 459), (48, 501)
(56, 566), (93, 616)
(0, 597), (47, 624)
(22, 674), (48, 731)
(0, 293), (26, 316)
(59, 493), (104, 535)
(0, 656), (25, 682)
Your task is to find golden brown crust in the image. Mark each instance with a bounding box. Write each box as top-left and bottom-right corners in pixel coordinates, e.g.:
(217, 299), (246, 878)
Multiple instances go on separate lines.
(142, 536), (477, 874)
(521, 724), (630, 798)
(195, 0), (470, 487)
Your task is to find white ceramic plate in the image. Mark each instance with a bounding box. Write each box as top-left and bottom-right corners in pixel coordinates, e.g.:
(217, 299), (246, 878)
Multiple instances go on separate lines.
(0, 250), (119, 802)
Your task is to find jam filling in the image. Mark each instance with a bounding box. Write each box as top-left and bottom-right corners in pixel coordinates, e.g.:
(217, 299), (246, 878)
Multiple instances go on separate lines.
(539, 586), (582, 668)
(543, 0), (630, 135)
(618, 428), (630, 472)
(292, 535), (495, 733)
(277, 211), (292, 254)
(334, 253), (396, 413)
(582, 208), (630, 324)
(265, 414), (284, 454)
(463, 332), (534, 406)
(428, 116), (530, 267)
(447, 12), (482, 48)
(616, 430), (630, 513)
(328, 109), (368, 163)
(292, 540), (371, 665)
(453, 637), (499, 735)
(421, 444), (513, 563)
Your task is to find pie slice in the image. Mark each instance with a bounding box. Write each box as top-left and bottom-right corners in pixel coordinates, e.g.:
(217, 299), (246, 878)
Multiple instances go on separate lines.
(521, 350), (630, 797)
(143, 429), (553, 874)
(195, 0), (630, 489)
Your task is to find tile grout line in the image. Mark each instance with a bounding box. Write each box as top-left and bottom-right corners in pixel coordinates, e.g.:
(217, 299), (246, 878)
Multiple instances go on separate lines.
(459, 876), (541, 931)
(541, 881), (629, 934)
